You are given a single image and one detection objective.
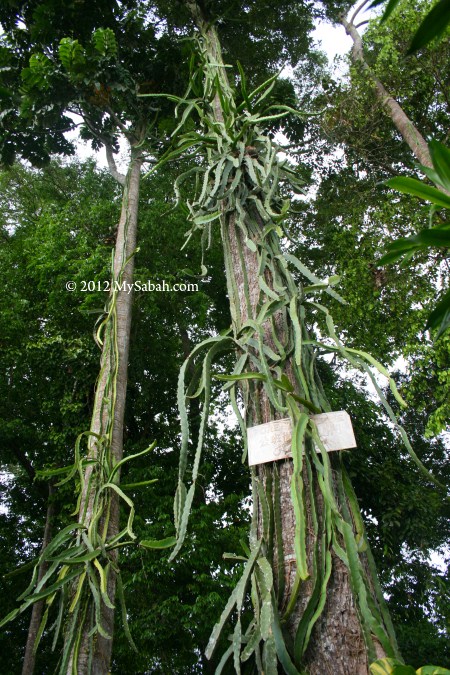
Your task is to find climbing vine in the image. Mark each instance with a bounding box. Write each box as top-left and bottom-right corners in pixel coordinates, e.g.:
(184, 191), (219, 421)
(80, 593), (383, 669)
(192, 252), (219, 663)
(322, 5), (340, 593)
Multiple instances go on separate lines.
(144, 30), (448, 673)
(0, 168), (173, 671)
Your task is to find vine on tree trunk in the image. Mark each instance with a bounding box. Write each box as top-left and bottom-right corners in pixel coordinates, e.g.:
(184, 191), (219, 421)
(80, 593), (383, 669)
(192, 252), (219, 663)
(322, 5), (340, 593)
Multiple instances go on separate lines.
(0, 162), (173, 673)
(142, 29), (447, 673)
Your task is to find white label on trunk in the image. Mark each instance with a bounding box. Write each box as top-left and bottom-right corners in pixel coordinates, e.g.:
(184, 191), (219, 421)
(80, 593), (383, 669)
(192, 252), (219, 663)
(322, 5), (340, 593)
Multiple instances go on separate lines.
(247, 419), (292, 466)
(247, 411), (356, 466)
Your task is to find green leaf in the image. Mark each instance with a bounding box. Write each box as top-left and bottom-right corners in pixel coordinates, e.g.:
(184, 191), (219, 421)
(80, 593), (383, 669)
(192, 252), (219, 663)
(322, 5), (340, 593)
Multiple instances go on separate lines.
(116, 572), (137, 651)
(369, 0), (400, 22)
(416, 667), (450, 675)
(193, 211), (220, 226)
(92, 28), (117, 58)
(408, 0), (450, 52)
(414, 228), (450, 247)
(429, 141), (450, 192)
(379, 225), (450, 265)
(120, 479), (158, 490)
(271, 601), (301, 675)
(283, 253), (346, 304)
(426, 287), (450, 339)
(273, 375), (294, 392)
(214, 372), (267, 382)
(205, 542), (261, 660)
(386, 177), (450, 209)
(58, 38), (86, 73)
(140, 536), (177, 549)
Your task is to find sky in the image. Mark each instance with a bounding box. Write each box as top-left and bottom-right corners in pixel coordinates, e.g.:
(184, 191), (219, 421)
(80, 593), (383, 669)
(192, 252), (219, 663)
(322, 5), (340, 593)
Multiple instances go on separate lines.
(313, 19), (354, 60)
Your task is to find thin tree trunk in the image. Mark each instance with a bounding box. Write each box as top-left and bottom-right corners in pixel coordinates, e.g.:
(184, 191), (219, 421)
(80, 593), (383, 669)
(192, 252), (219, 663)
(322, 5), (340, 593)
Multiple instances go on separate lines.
(185, 3), (396, 671)
(66, 143), (143, 674)
(340, 13), (433, 168)
(22, 484), (55, 675)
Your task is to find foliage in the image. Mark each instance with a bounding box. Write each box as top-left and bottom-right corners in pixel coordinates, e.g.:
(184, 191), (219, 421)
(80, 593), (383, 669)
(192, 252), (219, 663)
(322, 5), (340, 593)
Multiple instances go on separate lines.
(142, 26), (450, 670)
(370, 657), (450, 674)
(379, 140), (450, 339)
(289, 0), (450, 662)
(370, 0), (450, 52)
(321, 0), (450, 173)
(0, 159), (253, 672)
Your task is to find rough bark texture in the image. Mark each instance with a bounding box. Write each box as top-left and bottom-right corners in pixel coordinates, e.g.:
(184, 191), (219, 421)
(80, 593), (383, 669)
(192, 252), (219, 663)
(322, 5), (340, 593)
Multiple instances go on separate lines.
(22, 484), (55, 675)
(67, 146), (142, 675)
(340, 14), (433, 169)
(181, 3), (395, 671)
(224, 213), (379, 673)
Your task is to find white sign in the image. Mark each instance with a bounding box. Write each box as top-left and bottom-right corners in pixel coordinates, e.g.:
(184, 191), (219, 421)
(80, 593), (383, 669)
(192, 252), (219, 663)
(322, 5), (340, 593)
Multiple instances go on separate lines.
(247, 411), (356, 466)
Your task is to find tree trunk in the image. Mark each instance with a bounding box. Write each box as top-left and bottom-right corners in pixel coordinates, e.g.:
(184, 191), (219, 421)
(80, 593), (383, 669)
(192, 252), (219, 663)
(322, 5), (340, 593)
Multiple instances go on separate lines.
(22, 484), (55, 675)
(224, 214), (388, 673)
(66, 144), (142, 674)
(340, 14), (433, 169)
(185, 3), (399, 671)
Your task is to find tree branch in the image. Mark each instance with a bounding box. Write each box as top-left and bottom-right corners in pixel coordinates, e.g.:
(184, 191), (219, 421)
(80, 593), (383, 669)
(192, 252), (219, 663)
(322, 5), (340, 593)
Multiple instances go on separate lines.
(105, 106), (138, 143)
(105, 144), (126, 185)
(350, 0), (372, 26)
(340, 14), (434, 170)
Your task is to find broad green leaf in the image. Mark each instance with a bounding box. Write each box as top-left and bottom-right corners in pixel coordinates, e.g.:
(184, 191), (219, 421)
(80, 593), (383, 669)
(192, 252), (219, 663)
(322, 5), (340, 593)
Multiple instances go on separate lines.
(386, 177), (450, 208)
(58, 38), (86, 73)
(429, 141), (450, 191)
(408, 0), (450, 52)
(426, 287), (450, 338)
(380, 225), (450, 265)
(369, 0), (400, 22)
(415, 227), (450, 247)
(92, 28), (118, 57)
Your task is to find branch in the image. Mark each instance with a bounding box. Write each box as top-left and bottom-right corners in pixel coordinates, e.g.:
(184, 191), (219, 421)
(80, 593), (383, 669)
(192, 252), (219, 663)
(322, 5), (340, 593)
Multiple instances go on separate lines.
(340, 14), (434, 170)
(105, 105), (137, 143)
(350, 0), (372, 26)
(105, 144), (126, 185)
(10, 447), (48, 499)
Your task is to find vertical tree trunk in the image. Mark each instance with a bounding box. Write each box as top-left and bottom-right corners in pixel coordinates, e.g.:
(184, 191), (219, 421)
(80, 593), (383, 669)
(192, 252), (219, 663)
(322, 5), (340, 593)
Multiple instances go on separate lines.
(22, 484), (55, 675)
(224, 214), (388, 673)
(340, 13), (433, 168)
(185, 3), (398, 671)
(66, 144), (142, 674)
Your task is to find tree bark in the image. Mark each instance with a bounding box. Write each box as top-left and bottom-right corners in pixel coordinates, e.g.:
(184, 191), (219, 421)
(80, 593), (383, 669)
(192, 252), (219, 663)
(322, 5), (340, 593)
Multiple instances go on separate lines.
(66, 143), (143, 674)
(340, 14), (433, 169)
(185, 4), (397, 671)
(224, 213), (386, 673)
(22, 484), (55, 675)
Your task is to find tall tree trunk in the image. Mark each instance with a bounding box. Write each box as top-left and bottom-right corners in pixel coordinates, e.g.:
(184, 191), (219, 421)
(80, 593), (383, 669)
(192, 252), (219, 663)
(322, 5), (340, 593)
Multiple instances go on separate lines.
(22, 484), (55, 675)
(223, 213), (389, 673)
(340, 11), (433, 168)
(66, 143), (143, 674)
(185, 3), (398, 671)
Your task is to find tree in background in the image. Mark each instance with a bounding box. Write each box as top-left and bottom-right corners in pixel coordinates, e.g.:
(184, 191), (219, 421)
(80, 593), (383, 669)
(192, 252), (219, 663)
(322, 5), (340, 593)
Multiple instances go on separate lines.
(0, 159), (252, 674)
(288, 0), (450, 666)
